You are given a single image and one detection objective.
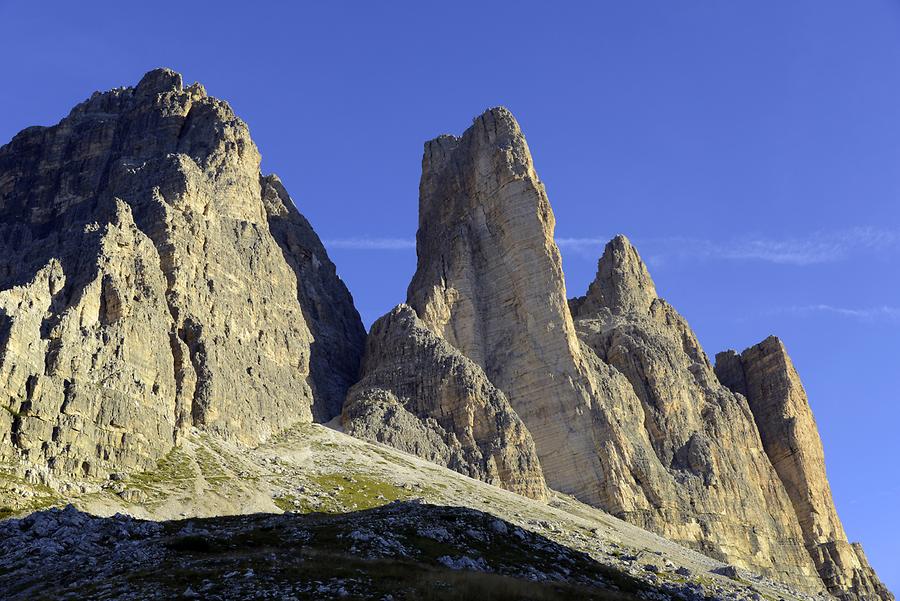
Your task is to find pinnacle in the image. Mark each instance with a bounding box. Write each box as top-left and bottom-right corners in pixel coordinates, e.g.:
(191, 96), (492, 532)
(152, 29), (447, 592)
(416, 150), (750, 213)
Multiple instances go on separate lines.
(134, 68), (183, 98)
(579, 234), (658, 316)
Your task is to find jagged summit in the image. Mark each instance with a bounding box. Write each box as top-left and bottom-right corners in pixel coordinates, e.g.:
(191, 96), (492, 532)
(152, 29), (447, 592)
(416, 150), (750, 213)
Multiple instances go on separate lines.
(0, 68), (364, 480)
(0, 75), (891, 601)
(716, 339), (893, 601)
(134, 67), (183, 96)
(425, 107), (521, 144)
(573, 234), (658, 317)
(409, 105), (563, 359)
(353, 108), (843, 592)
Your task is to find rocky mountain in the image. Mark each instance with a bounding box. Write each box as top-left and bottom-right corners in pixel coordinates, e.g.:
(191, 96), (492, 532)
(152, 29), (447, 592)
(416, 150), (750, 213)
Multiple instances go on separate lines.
(0, 69), (364, 482)
(0, 71), (891, 601)
(342, 303), (547, 500)
(716, 339), (893, 601)
(571, 235), (820, 586)
(347, 108), (892, 599)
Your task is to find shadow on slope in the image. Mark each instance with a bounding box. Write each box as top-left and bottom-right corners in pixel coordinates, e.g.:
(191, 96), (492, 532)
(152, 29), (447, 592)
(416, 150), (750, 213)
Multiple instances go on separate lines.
(0, 501), (661, 601)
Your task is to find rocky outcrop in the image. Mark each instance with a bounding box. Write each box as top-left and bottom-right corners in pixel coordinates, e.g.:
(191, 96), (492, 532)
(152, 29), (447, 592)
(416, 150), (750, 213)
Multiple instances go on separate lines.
(0, 69), (363, 480)
(343, 305), (547, 500)
(383, 108), (829, 591)
(262, 175), (366, 422)
(4, 73), (888, 600)
(716, 338), (894, 601)
(405, 108), (611, 504)
(571, 236), (823, 589)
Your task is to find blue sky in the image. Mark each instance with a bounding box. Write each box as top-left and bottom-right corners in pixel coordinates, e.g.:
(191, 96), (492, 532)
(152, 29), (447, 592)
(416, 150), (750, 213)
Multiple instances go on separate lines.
(1, 0), (897, 587)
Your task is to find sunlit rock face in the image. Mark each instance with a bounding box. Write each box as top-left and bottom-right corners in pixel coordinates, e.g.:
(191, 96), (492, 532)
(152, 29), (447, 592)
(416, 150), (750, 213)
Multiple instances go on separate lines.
(366, 107), (847, 592)
(0, 69), (364, 480)
(342, 304), (547, 500)
(1, 69), (889, 601)
(570, 235), (825, 590)
(716, 339), (894, 601)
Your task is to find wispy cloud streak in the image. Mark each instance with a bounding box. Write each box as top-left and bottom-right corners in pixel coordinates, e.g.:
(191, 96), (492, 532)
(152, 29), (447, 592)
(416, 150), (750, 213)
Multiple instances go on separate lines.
(696, 227), (899, 265)
(555, 227), (899, 266)
(323, 237), (416, 250)
(321, 228), (900, 266)
(555, 237), (611, 259)
(556, 237), (611, 249)
(774, 304), (900, 324)
(326, 236), (616, 251)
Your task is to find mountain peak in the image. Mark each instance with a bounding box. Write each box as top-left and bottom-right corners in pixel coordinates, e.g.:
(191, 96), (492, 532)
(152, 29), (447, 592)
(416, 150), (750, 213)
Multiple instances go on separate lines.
(576, 234), (658, 316)
(422, 106), (528, 175)
(134, 67), (183, 97)
(0, 69), (364, 479)
(715, 336), (892, 601)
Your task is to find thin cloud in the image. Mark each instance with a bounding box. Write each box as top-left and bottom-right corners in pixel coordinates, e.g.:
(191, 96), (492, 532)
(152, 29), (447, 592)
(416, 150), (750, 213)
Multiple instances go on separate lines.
(324, 237), (416, 250)
(321, 228), (900, 265)
(555, 228), (900, 266)
(555, 237), (611, 259)
(775, 304), (900, 324)
(709, 227), (899, 265)
(324, 236), (617, 252)
(555, 237), (611, 249)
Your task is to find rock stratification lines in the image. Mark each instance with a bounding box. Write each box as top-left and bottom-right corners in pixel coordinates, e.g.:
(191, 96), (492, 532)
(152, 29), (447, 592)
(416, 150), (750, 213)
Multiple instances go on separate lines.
(0, 74), (890, 600)
(343, 304), (547, 500)
(347, 108), (892, 599)
(716, 339), (893, 601)
(0, 69), (363, 480)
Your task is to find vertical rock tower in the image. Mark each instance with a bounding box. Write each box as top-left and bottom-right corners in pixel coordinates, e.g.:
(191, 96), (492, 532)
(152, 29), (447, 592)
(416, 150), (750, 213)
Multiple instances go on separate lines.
(405, 109), (609, 500)
(347, 107), (892, 598)
(717, 339), (893, 601)
(0, 69), (364, 480)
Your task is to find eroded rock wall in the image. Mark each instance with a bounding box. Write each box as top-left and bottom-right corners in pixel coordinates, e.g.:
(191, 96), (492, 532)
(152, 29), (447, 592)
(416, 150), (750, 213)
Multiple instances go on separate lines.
(391, 109), (826, 591)
(571, 236), (823, 588)
(343, 304), (547, 500)
(0, 69), (363, 479)
(716, 339), (894, 601)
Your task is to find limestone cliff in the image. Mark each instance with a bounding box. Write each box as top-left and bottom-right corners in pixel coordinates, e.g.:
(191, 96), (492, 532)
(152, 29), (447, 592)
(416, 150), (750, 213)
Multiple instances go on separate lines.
(2, 72), (890, 600)
(342, 304), (547, 500)
(716, 339), (894, 601)
(387, 108), (830, 591)
(570, 236), (825, 588)
(0, 69), (364, 480)
(262, 175), (366, 422)
(406, 108), (611, 504)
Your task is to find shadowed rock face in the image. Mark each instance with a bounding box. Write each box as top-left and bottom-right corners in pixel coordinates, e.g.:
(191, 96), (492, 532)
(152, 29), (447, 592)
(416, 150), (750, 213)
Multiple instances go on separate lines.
(342, 304), (547, 500)
(716, 339), (894, 601)
(0, 68), (363, 480)
(262, 175), (366, 422)
(0, 503), (656, 601)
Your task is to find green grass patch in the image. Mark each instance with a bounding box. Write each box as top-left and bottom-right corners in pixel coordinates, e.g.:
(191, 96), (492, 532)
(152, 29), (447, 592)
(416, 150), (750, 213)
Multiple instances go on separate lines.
(1, 405), (22, 418)
(125, 446), (195, 498)
(274, 472), (435, 515)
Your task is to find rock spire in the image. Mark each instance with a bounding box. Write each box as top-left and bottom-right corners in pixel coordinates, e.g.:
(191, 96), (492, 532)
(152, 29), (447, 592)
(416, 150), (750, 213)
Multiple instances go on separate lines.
(716, 338), (894, 601)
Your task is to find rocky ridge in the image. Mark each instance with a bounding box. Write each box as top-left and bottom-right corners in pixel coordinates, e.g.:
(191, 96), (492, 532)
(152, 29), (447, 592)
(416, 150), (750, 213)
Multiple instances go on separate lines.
(0, 71), (891, 601)
(343, 304), (547, 500)
(0, 69), (364, 481)
(346, 108), (892, 599)
(571, 235), (820, 586)
(716, 339), (893, 601)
